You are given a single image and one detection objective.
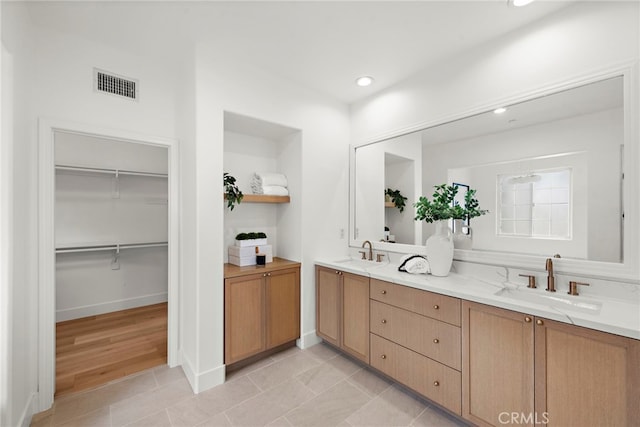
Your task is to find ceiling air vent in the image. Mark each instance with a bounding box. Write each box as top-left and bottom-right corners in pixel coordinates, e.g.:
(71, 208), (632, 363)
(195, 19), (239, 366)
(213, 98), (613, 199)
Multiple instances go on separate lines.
(94, 68), (138, 101)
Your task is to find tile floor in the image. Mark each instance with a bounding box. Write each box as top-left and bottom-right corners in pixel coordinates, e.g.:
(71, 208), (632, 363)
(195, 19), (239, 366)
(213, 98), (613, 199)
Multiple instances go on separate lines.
(31, 343), (469, 427)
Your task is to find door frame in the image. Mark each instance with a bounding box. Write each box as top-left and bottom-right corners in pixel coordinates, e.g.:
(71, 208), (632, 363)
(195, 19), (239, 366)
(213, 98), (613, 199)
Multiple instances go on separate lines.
(37, 118), (180, 411)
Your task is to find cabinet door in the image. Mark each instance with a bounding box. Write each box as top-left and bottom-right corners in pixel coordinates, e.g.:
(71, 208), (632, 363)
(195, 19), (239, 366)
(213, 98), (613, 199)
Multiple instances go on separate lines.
(265, 268), (300, 349)
(225, 274), (265, 364)
(535, 318), (640, 427)
(462, 302), (534, 427)
(342, 272), (370, 363)
(316, 266), (341, 346)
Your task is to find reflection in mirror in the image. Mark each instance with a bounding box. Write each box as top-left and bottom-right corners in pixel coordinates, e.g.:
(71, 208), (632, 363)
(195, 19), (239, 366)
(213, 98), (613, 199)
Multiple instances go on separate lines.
(354, 76), (624, 263)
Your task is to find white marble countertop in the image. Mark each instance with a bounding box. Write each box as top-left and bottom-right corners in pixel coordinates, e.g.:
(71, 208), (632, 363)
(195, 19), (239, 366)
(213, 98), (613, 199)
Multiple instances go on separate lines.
(315, 257), (640, 340)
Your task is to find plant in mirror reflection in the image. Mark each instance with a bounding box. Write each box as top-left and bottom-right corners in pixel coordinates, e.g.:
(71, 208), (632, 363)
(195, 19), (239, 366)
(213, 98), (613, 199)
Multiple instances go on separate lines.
(385, 188), (408, 212)
(414, 184), (488, 223)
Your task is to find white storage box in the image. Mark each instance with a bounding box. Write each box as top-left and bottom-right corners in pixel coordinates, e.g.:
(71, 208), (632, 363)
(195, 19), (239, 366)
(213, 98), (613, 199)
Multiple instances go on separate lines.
(235, 238), (267, 247)
(228, 245), (273, 266)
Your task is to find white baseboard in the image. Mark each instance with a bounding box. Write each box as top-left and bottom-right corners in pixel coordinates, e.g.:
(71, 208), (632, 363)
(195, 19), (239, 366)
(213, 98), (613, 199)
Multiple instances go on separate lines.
(56, 293), (168, 322)
(181, 352), (225, 394)
(297, 330), (323, 349)
(16, 392), (36, 427)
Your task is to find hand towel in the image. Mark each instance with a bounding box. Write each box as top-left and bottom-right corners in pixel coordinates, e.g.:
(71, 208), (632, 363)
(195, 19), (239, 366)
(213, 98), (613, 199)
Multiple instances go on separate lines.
(252, 185), (289, 196)
(398, 254), (430, 274)
(252, 172), (288, 188)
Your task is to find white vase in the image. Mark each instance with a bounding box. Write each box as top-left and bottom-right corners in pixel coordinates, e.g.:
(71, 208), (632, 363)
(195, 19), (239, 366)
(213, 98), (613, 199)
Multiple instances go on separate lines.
(425, 220), (454, 276)
(452, 219), (473, 250)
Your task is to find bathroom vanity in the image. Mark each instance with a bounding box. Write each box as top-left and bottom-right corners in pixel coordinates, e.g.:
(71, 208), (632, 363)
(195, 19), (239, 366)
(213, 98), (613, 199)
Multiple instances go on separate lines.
(315, 260), (640, 427)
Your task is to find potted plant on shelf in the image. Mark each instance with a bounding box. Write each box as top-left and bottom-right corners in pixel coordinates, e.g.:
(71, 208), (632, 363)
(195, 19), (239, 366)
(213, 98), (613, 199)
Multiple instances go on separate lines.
(235, 232), (268, 247)
(224, 172), (244, 211)
(384, 188), (408, 212)
(414, 184), (487, 276)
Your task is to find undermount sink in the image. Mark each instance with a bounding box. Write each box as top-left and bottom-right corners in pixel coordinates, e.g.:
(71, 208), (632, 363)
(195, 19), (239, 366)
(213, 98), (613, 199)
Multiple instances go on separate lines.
(333, 258), (383, 270)
(494, 287), (603, 314)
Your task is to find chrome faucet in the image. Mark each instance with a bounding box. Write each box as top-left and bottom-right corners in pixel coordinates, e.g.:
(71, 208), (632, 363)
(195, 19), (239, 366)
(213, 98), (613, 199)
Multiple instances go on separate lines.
(362, 240), (373, 261)
(545, 258), (556, 292)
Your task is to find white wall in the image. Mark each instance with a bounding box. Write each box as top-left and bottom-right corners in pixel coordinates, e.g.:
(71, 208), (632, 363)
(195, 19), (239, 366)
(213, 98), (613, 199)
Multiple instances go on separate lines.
(351, 2), (640, 142)
(1, 9), (183, 422)
(1, 2), (38, 425)
(183, 46), (350, 392)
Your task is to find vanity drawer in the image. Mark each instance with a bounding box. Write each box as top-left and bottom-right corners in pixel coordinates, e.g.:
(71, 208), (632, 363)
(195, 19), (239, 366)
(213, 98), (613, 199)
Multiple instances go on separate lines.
(370, 279), (461, 326)
(370, 333), (462, 415)
(370, 300), (461, 370)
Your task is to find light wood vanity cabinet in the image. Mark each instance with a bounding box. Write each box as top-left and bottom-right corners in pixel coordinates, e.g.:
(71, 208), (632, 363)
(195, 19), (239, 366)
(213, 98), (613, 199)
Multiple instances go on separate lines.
(463, 301), (640, 427)
(369, 279), (462, 414)
(316, 266), (370, 363)
(225, 259), (300, 365)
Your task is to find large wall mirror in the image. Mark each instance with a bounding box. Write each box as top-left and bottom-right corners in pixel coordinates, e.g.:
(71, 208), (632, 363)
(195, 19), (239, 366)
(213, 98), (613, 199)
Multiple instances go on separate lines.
(351, 72), (638, 279)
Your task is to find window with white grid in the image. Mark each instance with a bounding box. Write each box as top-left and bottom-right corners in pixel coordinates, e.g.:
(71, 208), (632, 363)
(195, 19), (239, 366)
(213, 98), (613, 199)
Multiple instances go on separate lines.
(498, 169), (571, 239)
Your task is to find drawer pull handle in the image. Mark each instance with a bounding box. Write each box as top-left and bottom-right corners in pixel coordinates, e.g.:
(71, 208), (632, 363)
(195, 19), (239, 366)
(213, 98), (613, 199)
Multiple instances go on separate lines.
(381, 319), (387, 324)
(433, 338), (439, 344)
(524, 317), (532, 323)
(433, 304), (439, 310)
(536, 319), (544, 326)
(381, 354), (387, 359)
(433, 381), (440, 387)
(381, 290), (387, 295)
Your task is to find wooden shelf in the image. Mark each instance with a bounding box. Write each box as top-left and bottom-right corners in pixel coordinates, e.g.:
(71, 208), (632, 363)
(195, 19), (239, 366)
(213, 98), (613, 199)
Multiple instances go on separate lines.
(385, 201), (395, 208)
(224, 194), (290, 204)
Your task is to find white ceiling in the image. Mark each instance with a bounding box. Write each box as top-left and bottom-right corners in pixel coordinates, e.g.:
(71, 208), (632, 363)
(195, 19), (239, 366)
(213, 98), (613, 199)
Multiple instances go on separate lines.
(25, 1), (575, 104)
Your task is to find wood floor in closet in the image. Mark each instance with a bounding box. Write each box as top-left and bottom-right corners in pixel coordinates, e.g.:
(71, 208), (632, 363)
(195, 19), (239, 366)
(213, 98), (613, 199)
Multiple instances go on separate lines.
(55, 302), (167, 397)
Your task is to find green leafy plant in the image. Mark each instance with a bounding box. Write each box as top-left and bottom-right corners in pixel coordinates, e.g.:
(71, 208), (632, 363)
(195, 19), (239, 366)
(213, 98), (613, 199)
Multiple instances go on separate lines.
(235, 232), (267, 240)
(385, 188), (408, 212)
(414, 184), (488, 223)
(224, 172), (244, 211)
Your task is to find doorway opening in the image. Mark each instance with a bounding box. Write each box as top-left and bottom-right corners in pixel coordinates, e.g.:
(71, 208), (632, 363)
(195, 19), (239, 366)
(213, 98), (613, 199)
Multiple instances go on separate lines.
(38, 120), (179, 410)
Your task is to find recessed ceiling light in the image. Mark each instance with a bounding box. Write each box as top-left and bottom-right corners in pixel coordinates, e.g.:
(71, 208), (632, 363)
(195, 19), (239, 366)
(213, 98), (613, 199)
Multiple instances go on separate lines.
(512, 0), (535, 6)
(494, 107), (507, 114)
(356, 76), (375, 87)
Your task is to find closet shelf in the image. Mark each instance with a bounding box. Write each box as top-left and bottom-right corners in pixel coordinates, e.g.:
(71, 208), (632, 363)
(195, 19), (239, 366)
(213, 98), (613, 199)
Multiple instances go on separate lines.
(56, 164), (168, 178)
(56, 241), (168, 254)
(224, 194), (290, 204)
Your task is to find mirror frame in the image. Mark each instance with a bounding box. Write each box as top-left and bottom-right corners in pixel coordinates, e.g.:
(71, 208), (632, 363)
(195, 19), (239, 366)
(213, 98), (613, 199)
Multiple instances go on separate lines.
(349, 63), (639, 282)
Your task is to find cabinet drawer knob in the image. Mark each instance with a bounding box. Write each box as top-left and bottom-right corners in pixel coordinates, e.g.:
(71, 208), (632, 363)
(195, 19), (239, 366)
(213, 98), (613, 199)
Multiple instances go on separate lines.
(335, 271), (339, 274)
(433, 381), (440, 387)
(524, 317), (532, 323)
(381, 354), (387, 359)
(381, 290), (387, 295)
(263, 273), (267, 277)
(433, 304), (439, 310)
(536, 319), (544, 326)
(381, 319), (387, 324)
(433, 338), (439, 344)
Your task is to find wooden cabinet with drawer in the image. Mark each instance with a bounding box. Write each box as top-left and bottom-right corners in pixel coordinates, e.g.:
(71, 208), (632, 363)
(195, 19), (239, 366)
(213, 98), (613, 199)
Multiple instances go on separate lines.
(370, 279), (461, 326)
(370, 334), (462, 414)
(369, 278), (463, 415)
(370, 299), (461, 370)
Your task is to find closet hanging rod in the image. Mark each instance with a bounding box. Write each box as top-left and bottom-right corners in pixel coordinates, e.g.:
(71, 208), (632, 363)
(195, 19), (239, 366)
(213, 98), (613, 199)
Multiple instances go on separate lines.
(55, 241), (168, 254)
(55, 164), (168, 178)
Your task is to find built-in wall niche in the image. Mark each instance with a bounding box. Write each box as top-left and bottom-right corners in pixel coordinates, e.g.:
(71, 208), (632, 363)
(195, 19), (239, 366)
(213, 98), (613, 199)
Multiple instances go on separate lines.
(384, 153), (415, 244)
(54, 131), (169, 321)
(223, 111), (302, 263)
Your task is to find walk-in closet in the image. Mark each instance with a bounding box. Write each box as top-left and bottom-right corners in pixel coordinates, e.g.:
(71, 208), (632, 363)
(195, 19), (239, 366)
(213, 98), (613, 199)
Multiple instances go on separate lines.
(54, 131), (169, 396)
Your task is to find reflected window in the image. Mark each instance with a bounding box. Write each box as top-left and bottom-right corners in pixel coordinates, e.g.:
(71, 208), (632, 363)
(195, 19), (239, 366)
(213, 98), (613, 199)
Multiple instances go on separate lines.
(498, 169), (571, 239)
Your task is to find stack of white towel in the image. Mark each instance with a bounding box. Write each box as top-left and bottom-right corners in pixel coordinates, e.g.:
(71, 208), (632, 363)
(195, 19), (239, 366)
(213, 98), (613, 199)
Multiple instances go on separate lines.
(251, 172), (289, 196)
